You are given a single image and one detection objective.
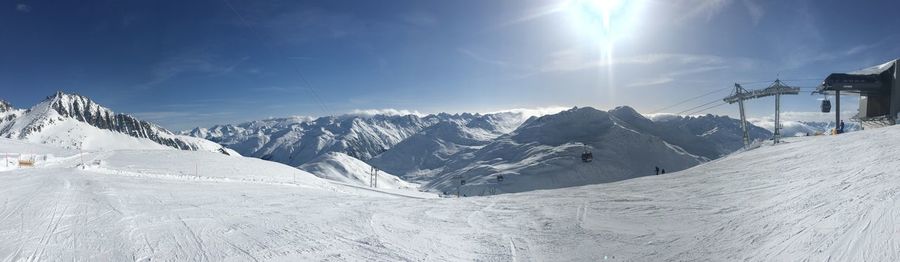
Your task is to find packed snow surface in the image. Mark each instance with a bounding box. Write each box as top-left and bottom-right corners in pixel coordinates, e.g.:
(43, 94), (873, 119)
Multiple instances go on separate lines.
(4, 123), (900, 260)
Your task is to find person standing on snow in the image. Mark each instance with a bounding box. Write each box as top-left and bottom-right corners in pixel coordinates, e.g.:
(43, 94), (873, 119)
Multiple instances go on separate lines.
(839, 120), (845, 134)
(655, 166), (660, 175)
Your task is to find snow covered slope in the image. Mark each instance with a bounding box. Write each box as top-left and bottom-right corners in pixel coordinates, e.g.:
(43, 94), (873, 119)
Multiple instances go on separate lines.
(299, 152), (418, 190)
(424, 106), (706, 194)
(4, 122), (899, 260)
(0, 138), (327, 189)
(0, 92), (236, 154)
(369, 112), (527, 178)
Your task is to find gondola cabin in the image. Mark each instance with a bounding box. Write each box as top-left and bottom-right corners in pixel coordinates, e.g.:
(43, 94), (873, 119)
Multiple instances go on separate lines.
(581, 151), (593, 163)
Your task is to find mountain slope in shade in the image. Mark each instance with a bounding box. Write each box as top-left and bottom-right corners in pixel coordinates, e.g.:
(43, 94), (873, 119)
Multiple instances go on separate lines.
(422, 106), (705, 195)
(649, 113), (773, 156)
(0, 92), (236, 155)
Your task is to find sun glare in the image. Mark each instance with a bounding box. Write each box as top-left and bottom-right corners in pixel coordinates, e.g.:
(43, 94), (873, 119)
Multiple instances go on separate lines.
(564, 0), (640, 43)
(561, 0), (643, 109)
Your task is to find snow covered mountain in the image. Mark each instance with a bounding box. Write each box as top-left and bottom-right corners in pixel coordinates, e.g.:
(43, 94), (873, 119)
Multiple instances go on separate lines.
(188, 105), (771, 194)
(186, 112), (529, 167)
(186, 114), (435, 166)
(183, 116), (312, 157)
(368, 112), (527, 178)
(649, 113), (772, 156)
(751, 119), (862, 136)
(422, 106), (707, 195)
(0, 92), (236, 154)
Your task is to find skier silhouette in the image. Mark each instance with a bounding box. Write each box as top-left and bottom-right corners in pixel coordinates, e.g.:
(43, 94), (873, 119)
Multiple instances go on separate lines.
(661, 169), (666, 174)
(655, 166), (660, 175)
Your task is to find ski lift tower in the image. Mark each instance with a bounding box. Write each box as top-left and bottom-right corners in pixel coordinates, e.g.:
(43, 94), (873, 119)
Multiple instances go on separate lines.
(370, 166), (379, 188)
(723, 79), (801, 145)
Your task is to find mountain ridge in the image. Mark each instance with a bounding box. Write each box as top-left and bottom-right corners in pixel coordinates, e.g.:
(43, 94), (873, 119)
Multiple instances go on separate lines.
(0, 91), (236, 154)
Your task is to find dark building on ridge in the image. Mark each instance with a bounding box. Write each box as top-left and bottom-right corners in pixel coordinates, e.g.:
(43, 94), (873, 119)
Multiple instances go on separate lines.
(818, 58), (900, 128)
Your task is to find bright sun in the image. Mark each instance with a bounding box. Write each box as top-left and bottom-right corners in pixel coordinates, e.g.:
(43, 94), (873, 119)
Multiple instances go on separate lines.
(564, 0), (639, 43)
(560, 0), (643, 106)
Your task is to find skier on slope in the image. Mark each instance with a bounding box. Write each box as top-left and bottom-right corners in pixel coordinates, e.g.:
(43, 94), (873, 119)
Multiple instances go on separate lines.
(655, 166), (660, 175)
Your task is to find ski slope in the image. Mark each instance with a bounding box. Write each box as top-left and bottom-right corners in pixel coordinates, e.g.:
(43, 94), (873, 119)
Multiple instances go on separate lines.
(299, 152), (420, 190)
(2, 125), (900, 260)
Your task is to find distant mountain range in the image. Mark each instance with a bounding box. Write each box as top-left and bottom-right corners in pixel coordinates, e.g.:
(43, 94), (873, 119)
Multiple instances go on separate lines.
(750, 119), (862, 136)
(183, 112), (531, 167)
(188, 105), (773, 194)
(0, 91), (777, 194)
(0, 92), (235, 155)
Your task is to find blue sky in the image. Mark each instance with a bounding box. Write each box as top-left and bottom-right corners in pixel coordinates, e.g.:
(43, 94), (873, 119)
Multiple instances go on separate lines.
(2, 0), (899, 130)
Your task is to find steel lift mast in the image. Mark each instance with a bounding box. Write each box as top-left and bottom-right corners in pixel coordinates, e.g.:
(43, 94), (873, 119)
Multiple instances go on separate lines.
(723, 79), (800, 146)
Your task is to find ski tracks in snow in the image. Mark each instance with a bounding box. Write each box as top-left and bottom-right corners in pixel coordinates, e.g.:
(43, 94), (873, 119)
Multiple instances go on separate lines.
(464, 198), (535, 262)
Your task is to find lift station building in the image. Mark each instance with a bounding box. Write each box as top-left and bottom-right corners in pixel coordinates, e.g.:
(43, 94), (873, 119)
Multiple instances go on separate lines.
(818, 58), (900, 128)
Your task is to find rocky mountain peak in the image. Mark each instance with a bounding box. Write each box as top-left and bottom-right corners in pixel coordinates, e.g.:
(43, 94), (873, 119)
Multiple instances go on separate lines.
(0, 100), (12, 112)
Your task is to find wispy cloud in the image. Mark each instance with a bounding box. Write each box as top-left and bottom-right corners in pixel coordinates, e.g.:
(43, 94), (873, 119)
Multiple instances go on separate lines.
(457, 48), (540, 79)
(625, 65), (729, 88)
(488, 106), (570, 118)
(541, 51), (731, 73)
(783, 42), (883, 70)
(458, 48), (511, 67)
(130, 111), (240, 131)
(741, 0), (764, 25)
(131, 111), (232, 120)
(248, 86), (301, 93)
(678, 0), (732, 22)
(749, 110), (857, 123)
(348, 108), (424, 117)
(626, 77), (675, 88)
(494, 2), (566, 29)
(262, 8), (366, 44)
(844, 43), (881, 56)
(16, 3), (31, 13)
(400, 11), (437, 27)
(133, 51), (248, 89)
